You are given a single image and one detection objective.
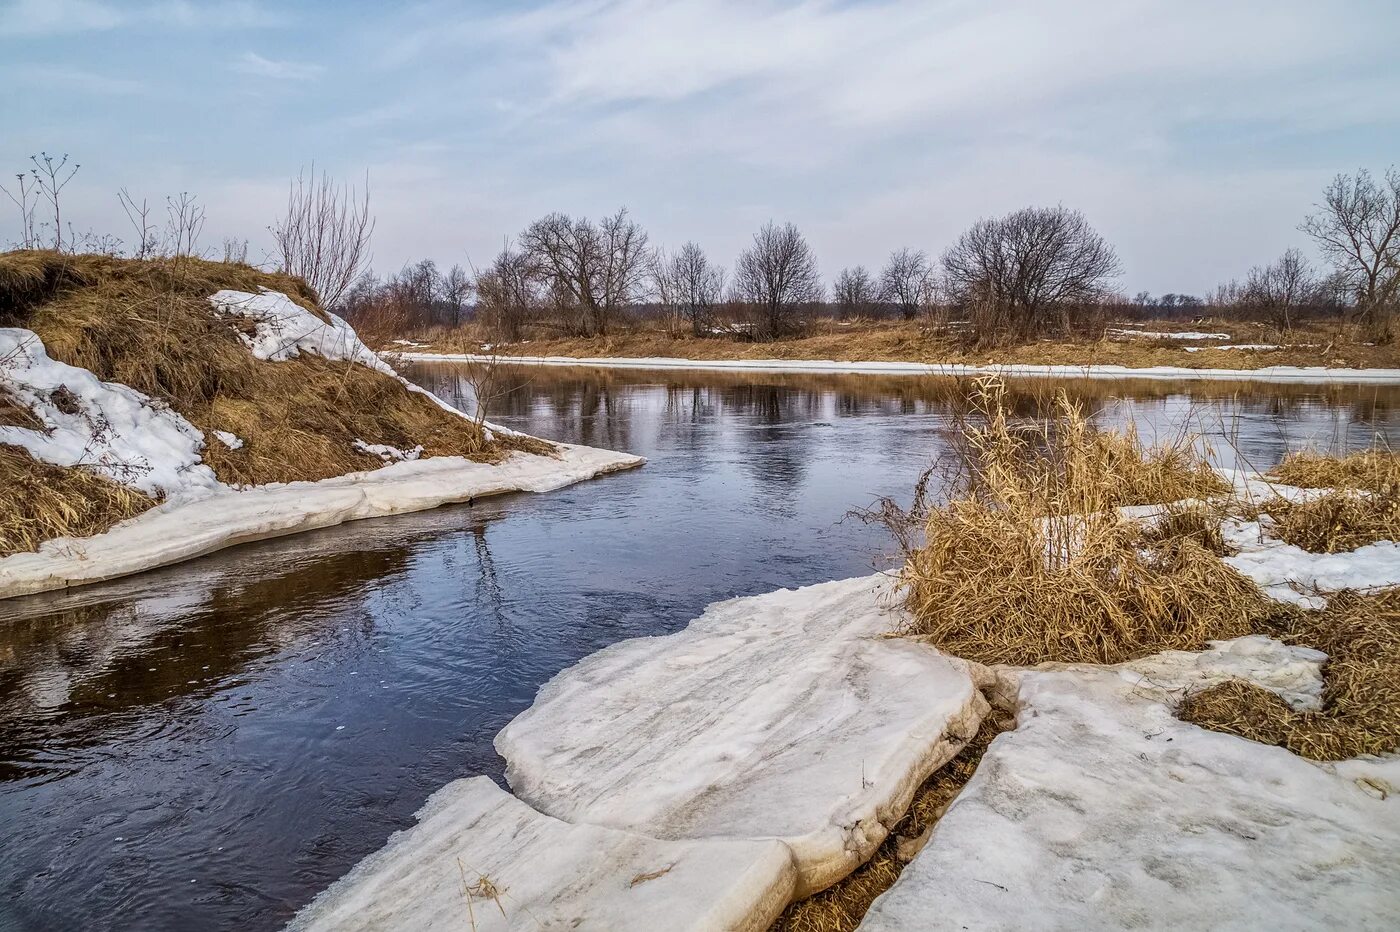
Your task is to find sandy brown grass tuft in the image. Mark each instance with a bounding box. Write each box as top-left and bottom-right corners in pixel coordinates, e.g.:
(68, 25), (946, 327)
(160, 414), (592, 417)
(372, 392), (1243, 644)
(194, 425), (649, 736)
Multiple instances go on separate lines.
(0, 385), (43, 431)
(0, 444), (157, 556)
(770, 713), (1012, 932)
(0, 250), (547, 487)
(1263, 491), (1400, 553)
(1270, 448), (1400, 494)
(1179, 589), (1400, 760)
(895, 381), (1263, 665)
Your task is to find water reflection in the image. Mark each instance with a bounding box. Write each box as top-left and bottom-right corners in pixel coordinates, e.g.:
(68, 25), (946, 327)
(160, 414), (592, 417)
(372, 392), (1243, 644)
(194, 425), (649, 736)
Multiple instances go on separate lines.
(2, 365), (1398, 932)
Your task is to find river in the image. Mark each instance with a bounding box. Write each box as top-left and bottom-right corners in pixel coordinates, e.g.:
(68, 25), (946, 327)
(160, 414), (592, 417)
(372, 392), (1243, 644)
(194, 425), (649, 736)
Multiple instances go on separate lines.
(2, 366), (1398, 931)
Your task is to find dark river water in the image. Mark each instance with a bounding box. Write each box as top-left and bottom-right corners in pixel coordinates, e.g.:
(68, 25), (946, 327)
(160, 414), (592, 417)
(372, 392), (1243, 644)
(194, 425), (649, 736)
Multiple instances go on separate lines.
(2, 365), (1399, 931)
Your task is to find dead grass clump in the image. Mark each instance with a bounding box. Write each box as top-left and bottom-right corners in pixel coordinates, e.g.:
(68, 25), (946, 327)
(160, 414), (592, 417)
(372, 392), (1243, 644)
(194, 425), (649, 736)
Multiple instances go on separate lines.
(770, 712), (1012, 932)
(0, 386), (43, 430)
(0, 250), (545, 487)
(894, 381), (1263, 665)
(1144, 503), (1231, 555)
(1263, 491), (1400, 553)
(1271, 448), (1400, 495)
(0, 444), (156, 557)
(1179, 589), (1400, 760)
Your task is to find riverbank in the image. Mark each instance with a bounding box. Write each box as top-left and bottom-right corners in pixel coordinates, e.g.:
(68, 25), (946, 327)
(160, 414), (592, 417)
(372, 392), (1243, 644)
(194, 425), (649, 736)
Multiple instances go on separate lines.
(0, 252), (642, 600)
(396, 350), (1400, 385)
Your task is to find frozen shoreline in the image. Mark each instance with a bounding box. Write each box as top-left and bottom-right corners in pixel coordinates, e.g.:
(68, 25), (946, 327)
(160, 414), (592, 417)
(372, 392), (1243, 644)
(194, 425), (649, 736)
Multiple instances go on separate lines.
(395, 351), (1400, 385)
(0, 443), (643, 601)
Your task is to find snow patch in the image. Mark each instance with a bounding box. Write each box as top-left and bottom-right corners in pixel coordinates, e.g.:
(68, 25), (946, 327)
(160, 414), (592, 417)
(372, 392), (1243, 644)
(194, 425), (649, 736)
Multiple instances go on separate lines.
(496, 574), (987, 897)
(861, 647), (1400, 931)
(0, 444), (644, 600)
(351, 439), (422, 462)
(213, 430), (244, 450)
(0, 328), (220, 498)
(1107, 329), (1230, 340)
(208, 289), (393, 374)
(287, 776), (796, 932)
(1224, 518), (1400, 608)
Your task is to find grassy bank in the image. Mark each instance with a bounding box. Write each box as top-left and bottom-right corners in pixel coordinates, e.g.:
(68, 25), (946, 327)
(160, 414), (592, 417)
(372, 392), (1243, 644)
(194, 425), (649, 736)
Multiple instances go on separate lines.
(395, 319), (1398, 371)
(0, 250), (547, 557)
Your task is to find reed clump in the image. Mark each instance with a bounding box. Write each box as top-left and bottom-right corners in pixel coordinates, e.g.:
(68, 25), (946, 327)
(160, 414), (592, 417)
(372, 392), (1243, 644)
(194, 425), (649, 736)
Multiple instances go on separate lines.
(0, 444), (156, 556)
(1270, 448), (1400, 495)
(1179, 589), (1400, 760)
(895, 381), (1267, 665)
(1263, 491), (1400, 553)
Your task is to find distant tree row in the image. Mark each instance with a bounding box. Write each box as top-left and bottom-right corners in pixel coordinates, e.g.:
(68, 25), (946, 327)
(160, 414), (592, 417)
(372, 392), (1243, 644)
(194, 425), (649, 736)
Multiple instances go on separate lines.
(5, 151), (1399, 344)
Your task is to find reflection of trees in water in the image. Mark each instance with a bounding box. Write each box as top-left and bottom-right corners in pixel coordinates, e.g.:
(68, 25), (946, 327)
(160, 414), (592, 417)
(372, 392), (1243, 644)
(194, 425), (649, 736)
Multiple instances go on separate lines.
(0, 546), (412, 782)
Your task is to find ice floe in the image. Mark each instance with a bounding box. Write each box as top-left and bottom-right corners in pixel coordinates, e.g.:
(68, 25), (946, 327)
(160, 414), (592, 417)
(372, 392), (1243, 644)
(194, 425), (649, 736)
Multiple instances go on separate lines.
(496, 574), (988, 896)
(861, 646), (1400, 931)
(288, 776), (795, 932)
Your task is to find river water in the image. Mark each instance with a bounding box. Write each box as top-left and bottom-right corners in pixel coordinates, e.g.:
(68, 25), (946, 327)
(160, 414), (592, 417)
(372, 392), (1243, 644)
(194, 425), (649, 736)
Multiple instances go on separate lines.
(2, 365), (1398, 931)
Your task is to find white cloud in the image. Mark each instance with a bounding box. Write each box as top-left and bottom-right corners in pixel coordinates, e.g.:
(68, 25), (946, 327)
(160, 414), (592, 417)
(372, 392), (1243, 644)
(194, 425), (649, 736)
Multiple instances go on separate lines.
(0, 0), (281, 36)
(0, 0), (122, 36)
(233, 51), (324, 81)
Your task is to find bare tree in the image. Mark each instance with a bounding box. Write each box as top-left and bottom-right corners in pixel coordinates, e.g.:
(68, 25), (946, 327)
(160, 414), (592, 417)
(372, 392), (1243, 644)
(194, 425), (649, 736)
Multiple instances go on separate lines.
(164, 191), (206, 257)
(879, 248), (932, 320)
(117, 188), (157, 258)
(1300, 167), (1400, 334)
(733, 221), (822, 339)
(942, 205), (1120, 341)
(271, 165), (374, 309)
(519, 208), (649, 337)
(475, 244), (537, 342)
(833, 265), (876, 320)
(1243, 248), (1317, 331)
(442, 263), (472, 328)
(653, 241), (724, 336)
(1, 172), (38, 249)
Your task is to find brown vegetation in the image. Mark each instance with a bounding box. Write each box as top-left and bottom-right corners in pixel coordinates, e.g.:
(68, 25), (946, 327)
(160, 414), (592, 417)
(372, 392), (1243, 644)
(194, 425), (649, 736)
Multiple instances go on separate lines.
(1271, 448), (1400, 494)
(888, 382), (1270, 665)
(1263, 491), (1400, 553)
(771, 712), (1012, 932)
(0, 444), (155, 557)
(1179, 589), (1400, 760)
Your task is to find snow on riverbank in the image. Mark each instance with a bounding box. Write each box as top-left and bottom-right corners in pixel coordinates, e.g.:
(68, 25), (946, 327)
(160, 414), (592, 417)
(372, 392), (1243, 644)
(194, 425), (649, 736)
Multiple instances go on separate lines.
(495, 574), (987, 898)
(861, 645), (1400, 931)
(288, 776), (796, 932)
(0, 442), (641, 600)
(0, 328), (219, 497)
(395, 351), (1400, 385)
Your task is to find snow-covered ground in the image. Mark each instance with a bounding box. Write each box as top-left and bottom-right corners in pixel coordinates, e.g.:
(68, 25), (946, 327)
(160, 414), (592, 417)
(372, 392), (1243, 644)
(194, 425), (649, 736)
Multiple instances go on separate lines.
(288, 776), (796, 932)
(861, 646), (1400, 931)
(0, 443), (641, 600)
(1106, 328), (1231, 340)
(496, 575), (988, 897)
(0, 294), (644, 599)
(394, 352), (1400, 385)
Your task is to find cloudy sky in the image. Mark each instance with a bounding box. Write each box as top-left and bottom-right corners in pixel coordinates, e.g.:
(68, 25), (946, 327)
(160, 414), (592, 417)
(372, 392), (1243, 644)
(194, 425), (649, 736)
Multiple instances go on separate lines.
(3, 0), (1397, 294)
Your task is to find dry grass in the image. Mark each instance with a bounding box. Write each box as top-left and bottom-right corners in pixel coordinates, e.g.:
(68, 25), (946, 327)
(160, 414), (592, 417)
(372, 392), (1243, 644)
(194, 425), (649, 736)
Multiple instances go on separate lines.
(403, 317), (1399, 371)
(0, 250), (548, 488)
(1263, 491), (1400, 553)
(0, 385), (43, 431)
(893, 382), (1265, 665)
(0, 444), (156, 556)
(1144, 503), (1231, 555)
(1271, 448), (1400, 495)
(770, 712), (1012, 932)
(1179, 589), (1400, 760)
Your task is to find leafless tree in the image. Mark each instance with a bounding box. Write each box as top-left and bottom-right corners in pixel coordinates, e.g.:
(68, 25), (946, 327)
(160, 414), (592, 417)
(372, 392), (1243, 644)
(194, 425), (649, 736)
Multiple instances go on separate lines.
(271, 165), (375, 309)
(942, 205), (1120, 341)
(879, 248), (932, 320)
(442, 263), (472, 328)
(833, 265), (876, 320)
(1243, 248), (1317, 331)
(653, 241), (724, 336)
(475, 245), (536, 341)
(519, 208), (649, 337)
(164, 191), (206, 257)
(1, 172), (38, 249)
(733, 221), (822, 339)
(1300, 167), (1400, 335)
(117, 188), (157, 258)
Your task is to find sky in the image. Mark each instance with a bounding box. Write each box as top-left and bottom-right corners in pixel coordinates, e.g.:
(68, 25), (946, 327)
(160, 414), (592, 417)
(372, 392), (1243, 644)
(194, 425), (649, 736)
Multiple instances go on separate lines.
(2, 0), (1398, 295)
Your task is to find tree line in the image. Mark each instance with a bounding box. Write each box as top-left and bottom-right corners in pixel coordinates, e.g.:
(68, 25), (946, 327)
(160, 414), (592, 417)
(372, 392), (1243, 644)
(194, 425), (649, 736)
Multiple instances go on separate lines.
(5, 153), (1399, 344)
